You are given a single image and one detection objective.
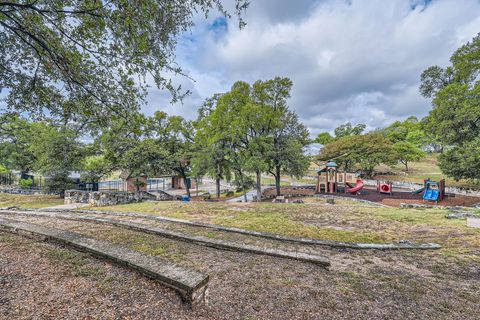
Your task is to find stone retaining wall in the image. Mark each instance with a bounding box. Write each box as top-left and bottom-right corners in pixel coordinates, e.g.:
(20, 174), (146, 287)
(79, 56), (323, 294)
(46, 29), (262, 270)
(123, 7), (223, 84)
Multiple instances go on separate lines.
(64, 190), (161, 207)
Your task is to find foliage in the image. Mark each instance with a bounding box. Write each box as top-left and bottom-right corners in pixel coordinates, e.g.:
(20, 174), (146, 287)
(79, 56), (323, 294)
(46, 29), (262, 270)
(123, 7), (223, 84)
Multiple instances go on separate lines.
(0, 1), (248, 127)
(392, 141), (425, 172)
(81, 155), (111, 182)
(314, 132), (334, 145)
(334, 122), (366, 138)
(438, 138), (480, 181)
(30, 123), (85, 194)
(193, 98), (233, 197)
(319, 132), (394, 177)
(19, 178), (33, 189)
(0, 113), (37, 174)
(193, 77), (310, 198)
(101, 111), (195, 196)
(382, 116), (427, 171)
(314, 122), (365, 146)
(420, 33), (480, 180)
(0, 164), (9, 174)
(383, 116), (426, 146)
(147, 112), (195, 197)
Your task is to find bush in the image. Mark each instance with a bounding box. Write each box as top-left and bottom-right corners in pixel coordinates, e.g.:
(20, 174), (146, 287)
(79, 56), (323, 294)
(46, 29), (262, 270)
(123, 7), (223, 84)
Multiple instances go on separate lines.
(19, 178), (33, 189)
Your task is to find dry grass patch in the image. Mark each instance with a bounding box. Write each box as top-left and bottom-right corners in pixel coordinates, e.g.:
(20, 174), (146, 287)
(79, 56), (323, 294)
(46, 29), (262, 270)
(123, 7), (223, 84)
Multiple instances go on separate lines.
(0, 193), (63, 209)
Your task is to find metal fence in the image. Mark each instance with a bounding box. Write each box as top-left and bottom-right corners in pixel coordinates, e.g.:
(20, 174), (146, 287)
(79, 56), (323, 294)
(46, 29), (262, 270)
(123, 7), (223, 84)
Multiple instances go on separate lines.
(0, 172), (15, 185)
(147, 178), (171, 192)
(0, 172), (99, 193)
(98, 180), (124, 191)
(1, 172), (174, 193)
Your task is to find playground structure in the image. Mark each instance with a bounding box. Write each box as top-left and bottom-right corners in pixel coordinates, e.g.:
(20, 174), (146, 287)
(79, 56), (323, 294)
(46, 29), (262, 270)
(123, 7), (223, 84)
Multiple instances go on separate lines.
(411, 178), (446, 202)
(422, 179), (445, 202)
(377, 181), (393, 195)
(316, 161), (364, 194)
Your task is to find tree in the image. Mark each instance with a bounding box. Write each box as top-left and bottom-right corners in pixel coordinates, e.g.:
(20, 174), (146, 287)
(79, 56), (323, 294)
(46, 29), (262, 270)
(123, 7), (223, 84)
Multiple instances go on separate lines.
(155, 114), (196, 198)
(193, 98), (232, 198)
(314, 132), (334, 145)
(81, 155), (112, 183)
(420, 33), (480, 180)
(315, 122), (365, 146)
(0, 1), (248, 126)
(204, 81), (253, 201)
(30, 123), (85, 195)
(247, 77), (295, 200)
(382, 116), (427, 171)
(266, 110), (310, 196)
(393, 141), (425, 172)
(319, 132), (394, 177)
(334, 122), (366, 138)
(0, 113), (37, 174)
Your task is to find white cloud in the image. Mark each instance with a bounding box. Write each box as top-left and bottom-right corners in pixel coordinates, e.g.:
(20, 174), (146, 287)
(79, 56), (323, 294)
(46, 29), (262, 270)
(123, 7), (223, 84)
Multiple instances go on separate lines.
(145, 0), (480, 136)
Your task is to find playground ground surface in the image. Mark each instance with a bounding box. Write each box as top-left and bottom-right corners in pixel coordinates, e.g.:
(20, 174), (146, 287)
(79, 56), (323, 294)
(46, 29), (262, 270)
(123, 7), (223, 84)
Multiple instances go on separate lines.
(337, 187), (480, 208)
(1, 193), (480, 319)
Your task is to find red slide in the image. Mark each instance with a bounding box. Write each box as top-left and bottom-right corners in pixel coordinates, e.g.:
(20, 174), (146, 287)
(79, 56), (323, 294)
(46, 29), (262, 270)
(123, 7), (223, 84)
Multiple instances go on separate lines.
(346, 179), (364, 194)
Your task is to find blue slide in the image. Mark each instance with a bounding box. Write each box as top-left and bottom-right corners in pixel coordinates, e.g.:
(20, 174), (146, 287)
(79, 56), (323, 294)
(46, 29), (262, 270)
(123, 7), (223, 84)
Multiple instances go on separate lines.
(423, 189), (440, 201)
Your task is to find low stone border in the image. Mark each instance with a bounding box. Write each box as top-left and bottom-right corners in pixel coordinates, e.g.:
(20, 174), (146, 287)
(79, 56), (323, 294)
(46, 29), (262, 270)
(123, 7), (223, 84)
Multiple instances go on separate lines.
(1, 209), (440, 251)
(0, 210), (331, 268)
(399, 203), (478, 210)
(313, 194), (392, 208)
(0, 217), (209, 306)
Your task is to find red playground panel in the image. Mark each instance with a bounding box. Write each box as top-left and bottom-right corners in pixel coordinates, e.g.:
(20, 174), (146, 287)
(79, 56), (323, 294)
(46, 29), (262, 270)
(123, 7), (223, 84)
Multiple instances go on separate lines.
(377, 181), (393, 195)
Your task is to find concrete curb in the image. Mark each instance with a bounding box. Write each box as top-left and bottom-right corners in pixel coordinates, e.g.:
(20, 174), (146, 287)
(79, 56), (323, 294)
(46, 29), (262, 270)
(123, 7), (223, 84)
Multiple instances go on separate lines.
(0, 217), (209, 306)
(0, 210), (331, 267)
(1, 209), (441, 251)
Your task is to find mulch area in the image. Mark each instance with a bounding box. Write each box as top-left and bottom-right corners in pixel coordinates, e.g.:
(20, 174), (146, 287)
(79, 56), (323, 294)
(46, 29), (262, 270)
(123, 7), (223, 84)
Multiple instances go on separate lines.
(339, 187), (480, 207)
(265, 186), (480, 207)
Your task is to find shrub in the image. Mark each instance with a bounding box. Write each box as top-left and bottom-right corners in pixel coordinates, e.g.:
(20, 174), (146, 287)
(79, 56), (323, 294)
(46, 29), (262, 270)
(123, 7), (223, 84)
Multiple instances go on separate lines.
(19, 178), (33, 189)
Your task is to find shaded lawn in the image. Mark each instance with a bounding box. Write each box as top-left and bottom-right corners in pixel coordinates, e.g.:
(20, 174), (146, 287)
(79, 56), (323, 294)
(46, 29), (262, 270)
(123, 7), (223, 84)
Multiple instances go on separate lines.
(0, 193), (63, 209)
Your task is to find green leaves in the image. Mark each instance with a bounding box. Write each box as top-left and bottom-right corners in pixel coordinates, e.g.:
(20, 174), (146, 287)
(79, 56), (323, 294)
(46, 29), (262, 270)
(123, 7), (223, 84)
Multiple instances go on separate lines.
(192, 77), (310, 197)
(420, 33), (480, 181)
(0, 0), (248, 127)
(319, 132), (394, 177)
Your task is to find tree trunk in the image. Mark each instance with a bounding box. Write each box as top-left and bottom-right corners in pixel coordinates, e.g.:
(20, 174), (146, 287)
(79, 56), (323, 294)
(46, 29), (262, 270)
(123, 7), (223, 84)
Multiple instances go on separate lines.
(275, 166), (281, 196)
(255, 170), (262, 202)
(182, 172), (191, 197)
(216, 177), (221, 198)
(237, 168), (248, 202)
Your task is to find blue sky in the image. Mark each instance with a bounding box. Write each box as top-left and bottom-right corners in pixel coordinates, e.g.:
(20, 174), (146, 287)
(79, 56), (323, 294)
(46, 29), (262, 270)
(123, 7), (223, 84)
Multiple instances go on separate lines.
(144, 0), (480, 137)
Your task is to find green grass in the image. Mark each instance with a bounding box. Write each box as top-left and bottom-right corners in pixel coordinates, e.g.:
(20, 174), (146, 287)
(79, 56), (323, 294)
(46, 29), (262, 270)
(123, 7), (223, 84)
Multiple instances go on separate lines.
(89, 199), (480, 261)
(0, 193), (63, 209)
(212, 210), (382, 243)
(374, 153), (478, 188)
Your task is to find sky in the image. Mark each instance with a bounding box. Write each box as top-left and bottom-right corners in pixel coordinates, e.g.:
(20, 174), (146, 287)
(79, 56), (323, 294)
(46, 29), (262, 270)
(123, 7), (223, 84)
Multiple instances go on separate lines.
(145, 0), (480, 138)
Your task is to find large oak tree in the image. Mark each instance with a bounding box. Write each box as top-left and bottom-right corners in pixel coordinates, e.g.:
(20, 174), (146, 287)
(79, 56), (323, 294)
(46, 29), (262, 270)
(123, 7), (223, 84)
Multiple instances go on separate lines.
(0, 0), (247, 126)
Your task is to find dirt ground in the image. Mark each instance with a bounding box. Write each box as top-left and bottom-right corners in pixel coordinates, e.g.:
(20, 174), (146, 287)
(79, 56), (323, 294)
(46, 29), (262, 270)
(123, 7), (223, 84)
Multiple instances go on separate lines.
(1, 212), (480, 320)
